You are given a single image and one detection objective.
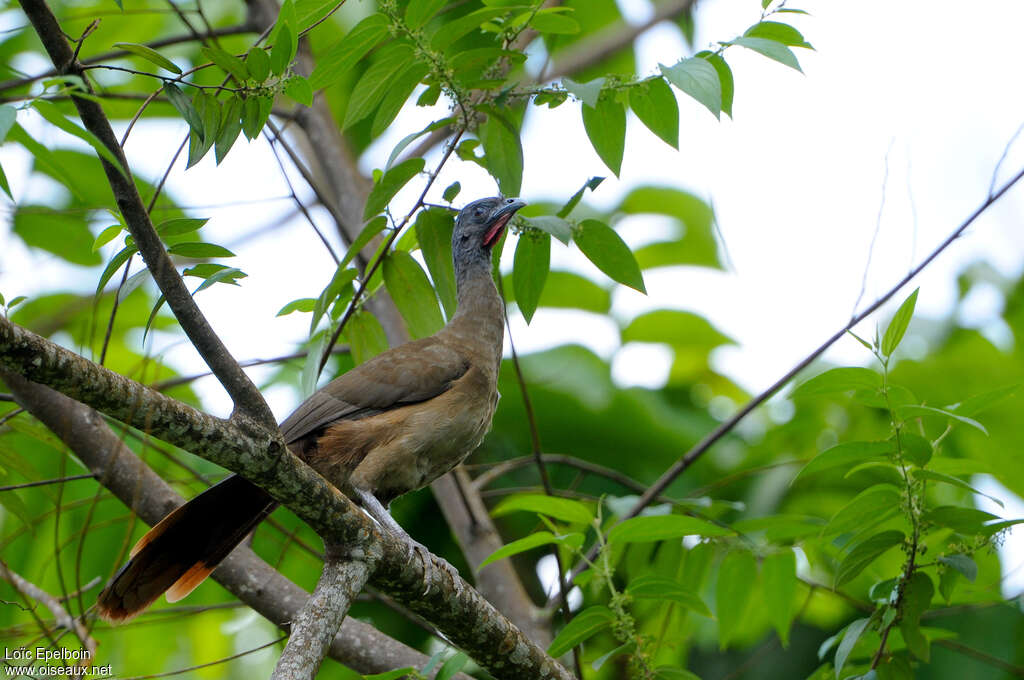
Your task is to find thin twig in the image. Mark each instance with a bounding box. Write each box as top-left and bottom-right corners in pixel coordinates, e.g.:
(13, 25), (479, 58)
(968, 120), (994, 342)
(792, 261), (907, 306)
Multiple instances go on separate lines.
(0, 473), (95, 492)
(318, 126), (467, 373)
(550, 164), (1024, 607)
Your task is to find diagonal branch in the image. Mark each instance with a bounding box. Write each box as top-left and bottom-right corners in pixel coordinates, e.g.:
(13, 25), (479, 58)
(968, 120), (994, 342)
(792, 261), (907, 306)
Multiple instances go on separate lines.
(0, 319), (571, 680)
(547, 165), (1024, 608)
(0, 371), (461, 677)
(17, 0), (276, 428)
(272, 545), (372, 680)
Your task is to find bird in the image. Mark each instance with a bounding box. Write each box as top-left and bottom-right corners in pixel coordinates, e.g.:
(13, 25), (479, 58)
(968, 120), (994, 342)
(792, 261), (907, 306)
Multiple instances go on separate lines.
(96, 196), (526, 622)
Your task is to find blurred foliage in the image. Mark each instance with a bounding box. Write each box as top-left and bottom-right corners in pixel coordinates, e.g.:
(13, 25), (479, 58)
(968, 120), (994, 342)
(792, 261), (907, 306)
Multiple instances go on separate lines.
(0, 0), (1022, 679)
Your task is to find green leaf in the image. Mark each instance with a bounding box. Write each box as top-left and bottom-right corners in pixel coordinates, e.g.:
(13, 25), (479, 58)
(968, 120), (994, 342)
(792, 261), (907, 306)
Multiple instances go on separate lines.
(491, 494), (593, 524)
(794, 441), (894, 482)
(284, 75), (314, 107)
(793, 367), (882, 397)
(547, 606), (614, 657)
(187, 90), (221, 167)
(14, 207), (102, 267)
(882, 288), (919, 356)
(156, 217), (208, 237)
(558, 176), (604, 218)
(442, 182), (461, 203)
(823, 484), (901, 537)
(834, 617), (871, 679)
(938, 554), (977, 582)
(898, 432), (932, 467)
(626, 575), (711, 617)
(215, 95), (244, 164)
(731, 37), (803, 72)
(835, 530), (904, 586)
(276, 298), (317, 316)
(113, 42), (181, 74)
(898, 571), (934, 661)
(383, 250), (444, 338)
(629, 77), (679, 148)
(913, 470), (1003, 507)
(696, 53), (733, 118)
(514, 231), (550, 323)
(415, 209), (457, 319)
(591, 641), (636, 672)
(246, 46), (271, 82)
(622, 310), (734, 350)
(96, 245), (137, 293)
(430, 8), (509, 50)
(660, 58), (721, 119)
(607, 515), (731, 544)
(950, 384), (1018, 417)
(164, 83), (204, 136)
(193, 266), (246, 294)
(345, 310), (388, 364)
(529, 8), (580, 34)
(503, 270), (610, 314)
(201, 46), (249, 82)
(32, 100), (126, 177)
(744, 21), (813, 48)
(167, 242), (235, 258)
(479, 531), (584, 569)
(582, 93), (626, 176)
(385, 117), (454, 170)
(270, 23), (295, 75)
(523, 216), (572, 245)
(763, 550), (797, 646)
(716, 550), (757, 648)
(479, 108), (523, 197)
(574, 220), (646, 293)
(310, 14), (390, 90)
(922, 506), (998, 534)
(406, 0), (447, 29)
(371, 64), (430, 137)
(341, 216), (388, 268)
(343, 42), (415, 129)
(435, 652), (468, 680)
(92, 224), (123, 251)
(895, 404), (987, 435)
(0, 487), (32, 528)
(364, 158), (425, 220)
(0, 105), (16, 142)
(562, 77), (604, 108)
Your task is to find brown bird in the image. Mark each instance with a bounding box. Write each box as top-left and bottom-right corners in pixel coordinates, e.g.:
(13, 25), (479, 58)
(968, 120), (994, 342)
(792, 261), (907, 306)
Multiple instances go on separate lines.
(96, 196), (525, 622)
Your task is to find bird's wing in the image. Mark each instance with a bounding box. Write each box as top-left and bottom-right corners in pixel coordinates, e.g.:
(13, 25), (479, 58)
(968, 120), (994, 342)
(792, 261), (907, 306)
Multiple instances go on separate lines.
(279, 336), (470, 443)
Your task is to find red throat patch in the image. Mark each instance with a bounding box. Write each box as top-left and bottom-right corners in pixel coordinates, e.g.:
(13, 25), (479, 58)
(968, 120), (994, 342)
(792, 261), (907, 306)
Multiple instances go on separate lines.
(483, 213), (512, 247)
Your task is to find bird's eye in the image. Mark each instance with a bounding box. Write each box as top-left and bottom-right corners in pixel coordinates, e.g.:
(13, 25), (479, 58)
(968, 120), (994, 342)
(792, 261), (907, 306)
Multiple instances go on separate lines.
(474, 208), (484, 217)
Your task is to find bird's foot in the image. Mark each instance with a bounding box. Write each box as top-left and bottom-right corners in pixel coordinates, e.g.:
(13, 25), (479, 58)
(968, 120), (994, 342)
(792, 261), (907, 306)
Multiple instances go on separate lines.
(405, 539), (462, 597)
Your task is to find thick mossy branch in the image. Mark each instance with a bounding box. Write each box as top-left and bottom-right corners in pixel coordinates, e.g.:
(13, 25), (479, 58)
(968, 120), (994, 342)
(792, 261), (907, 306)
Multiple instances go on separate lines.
(1, 371), (444, 676)
(0, 317), (571, 680)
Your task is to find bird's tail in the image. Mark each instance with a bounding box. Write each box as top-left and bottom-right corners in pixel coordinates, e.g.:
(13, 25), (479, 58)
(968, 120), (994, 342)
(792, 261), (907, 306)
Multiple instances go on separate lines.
(96, 474), (276, 622)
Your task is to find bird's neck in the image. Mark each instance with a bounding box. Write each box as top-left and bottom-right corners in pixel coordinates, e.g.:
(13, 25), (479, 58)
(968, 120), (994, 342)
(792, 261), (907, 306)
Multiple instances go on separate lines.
(449, 248), (504, 363)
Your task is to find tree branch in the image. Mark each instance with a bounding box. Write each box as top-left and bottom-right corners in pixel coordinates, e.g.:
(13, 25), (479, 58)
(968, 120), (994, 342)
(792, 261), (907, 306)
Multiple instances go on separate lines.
(0, 559), (97, 657)
(544, 0), (696, 82)
(0, 370), (470, 678)
(272, 545), (372, 680)
(547, 165), (1024, 608)
(0, 319), (571, 679)
(17, 0), (276, 428)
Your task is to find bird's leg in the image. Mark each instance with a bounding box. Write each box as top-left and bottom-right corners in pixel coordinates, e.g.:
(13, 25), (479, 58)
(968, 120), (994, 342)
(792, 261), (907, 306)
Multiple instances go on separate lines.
(352, 488), (462, 594)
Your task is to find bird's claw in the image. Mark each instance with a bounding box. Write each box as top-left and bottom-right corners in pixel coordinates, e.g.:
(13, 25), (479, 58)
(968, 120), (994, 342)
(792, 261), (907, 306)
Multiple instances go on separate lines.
(405, 539), (462, 597)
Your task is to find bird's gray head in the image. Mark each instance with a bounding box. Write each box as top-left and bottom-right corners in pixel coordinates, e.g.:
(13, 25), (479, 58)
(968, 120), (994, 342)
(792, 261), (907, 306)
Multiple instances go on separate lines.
(453, 196), (526, 255)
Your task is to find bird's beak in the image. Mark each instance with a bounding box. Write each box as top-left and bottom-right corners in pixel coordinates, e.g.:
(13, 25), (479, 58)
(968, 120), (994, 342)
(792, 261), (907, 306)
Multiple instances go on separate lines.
(483, 198), (526, 247)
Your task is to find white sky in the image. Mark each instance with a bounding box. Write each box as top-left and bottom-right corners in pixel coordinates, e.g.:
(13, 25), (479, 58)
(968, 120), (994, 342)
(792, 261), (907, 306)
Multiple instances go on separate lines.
(2, 0), (1024, 593)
